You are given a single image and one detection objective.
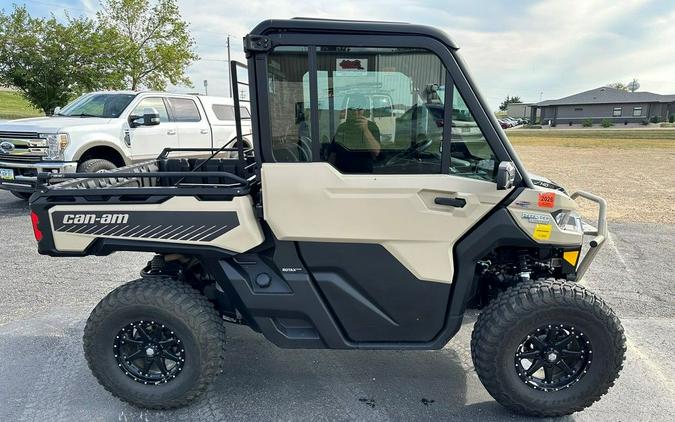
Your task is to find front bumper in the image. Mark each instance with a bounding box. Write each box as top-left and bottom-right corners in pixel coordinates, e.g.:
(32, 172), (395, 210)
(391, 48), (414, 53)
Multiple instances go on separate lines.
(0, 160), (78, 193)
(570, 190), (608, 281)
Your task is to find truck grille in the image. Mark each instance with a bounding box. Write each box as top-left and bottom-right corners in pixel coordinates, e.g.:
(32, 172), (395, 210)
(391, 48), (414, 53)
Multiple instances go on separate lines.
(0, 154), (43, 163)
(0, 131), (40, 140)
(0, 134), (47, 160)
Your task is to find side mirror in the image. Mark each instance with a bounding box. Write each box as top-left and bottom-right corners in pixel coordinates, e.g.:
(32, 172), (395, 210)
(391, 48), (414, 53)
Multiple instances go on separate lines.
(496, 161), (516, 190)
(142, 107), (161, 126)
(53, 106), (62, 115)
(129, 107), (160, 127)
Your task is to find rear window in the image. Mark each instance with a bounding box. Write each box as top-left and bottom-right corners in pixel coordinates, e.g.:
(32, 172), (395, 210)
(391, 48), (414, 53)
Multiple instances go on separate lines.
(212, 104), (235, 121)
(211, 104), (250, 121)
(169, 98), (201, 122)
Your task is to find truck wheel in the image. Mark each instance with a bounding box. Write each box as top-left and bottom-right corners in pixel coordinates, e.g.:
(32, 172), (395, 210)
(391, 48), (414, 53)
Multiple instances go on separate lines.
(78, 158), (117, 173)
(83, 278), (226, 409)
(10, 191), (31, 201)
(471, 279), (625, 417)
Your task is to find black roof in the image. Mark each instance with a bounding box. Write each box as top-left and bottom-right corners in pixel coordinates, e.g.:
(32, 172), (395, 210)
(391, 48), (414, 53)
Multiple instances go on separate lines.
(249, 18), (459, 49)
(536, 86), (675, 106)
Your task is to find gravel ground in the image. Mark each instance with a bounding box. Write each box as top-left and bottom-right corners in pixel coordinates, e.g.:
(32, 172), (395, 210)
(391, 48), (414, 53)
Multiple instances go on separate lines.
(0, 189), (674, 421)
(513, 141), (675, 224)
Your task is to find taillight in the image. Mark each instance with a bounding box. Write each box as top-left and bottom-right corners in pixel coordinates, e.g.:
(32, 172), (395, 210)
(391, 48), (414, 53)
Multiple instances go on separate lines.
(31, 211), (43, 241)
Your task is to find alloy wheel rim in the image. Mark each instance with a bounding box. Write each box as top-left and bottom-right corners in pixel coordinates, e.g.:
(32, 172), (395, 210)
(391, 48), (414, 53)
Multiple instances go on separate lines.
(113, 320), (185, 385)
(514, 324), (592, 392)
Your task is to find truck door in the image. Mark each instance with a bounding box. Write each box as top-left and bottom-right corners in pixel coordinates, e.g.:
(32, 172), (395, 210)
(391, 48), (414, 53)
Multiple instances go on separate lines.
(128, 97), (178, 161)
(255, 35), (517, 343)
(167, 97), (211, 153)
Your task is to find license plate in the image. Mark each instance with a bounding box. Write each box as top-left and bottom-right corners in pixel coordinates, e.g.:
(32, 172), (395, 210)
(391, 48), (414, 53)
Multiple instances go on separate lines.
(0, 168), (14, 181)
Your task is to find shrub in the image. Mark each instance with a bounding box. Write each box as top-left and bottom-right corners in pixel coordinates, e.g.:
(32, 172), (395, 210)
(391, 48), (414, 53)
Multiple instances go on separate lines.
(524, 124), (542, 129)
(669, 114), (674, 123)
(650, 115), (661, 124)
(641, 119), (650, 126)
(582, 119), (593, 127)
(568, 121), (573, 126)
(601, 118), (613, 128)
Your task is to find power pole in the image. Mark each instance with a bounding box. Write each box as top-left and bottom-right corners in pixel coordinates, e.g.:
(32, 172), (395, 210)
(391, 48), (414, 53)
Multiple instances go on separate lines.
(226, 34), (232, 98)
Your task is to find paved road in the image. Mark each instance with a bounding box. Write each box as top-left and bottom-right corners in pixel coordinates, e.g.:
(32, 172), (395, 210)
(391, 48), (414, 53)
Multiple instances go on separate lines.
(0, 190), (673, 421)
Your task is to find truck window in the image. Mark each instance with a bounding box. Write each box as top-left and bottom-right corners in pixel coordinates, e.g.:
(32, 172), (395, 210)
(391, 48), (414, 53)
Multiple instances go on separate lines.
(169, 98), (202, 122)
(59, 93), (136, 118)
(212, 104), (235, 121)
(131, 98), (170, 122)
(316, 46), (446, 174)
(448, 86), (498, 181)
(267, 46), (312, 162)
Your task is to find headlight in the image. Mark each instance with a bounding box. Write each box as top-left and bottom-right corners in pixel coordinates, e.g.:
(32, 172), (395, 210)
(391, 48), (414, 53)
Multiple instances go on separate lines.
(41, 133), (69, 160)
(554, 210), (583, 233)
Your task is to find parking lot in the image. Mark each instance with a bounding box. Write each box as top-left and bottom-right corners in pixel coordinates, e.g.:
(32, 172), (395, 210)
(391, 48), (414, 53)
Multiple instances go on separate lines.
(0, 185), (673, 421)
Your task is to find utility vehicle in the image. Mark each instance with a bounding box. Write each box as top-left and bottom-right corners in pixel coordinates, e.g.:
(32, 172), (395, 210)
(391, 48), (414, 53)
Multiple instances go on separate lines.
(0, 91), (251, 199)
(29, 18), (625, 417)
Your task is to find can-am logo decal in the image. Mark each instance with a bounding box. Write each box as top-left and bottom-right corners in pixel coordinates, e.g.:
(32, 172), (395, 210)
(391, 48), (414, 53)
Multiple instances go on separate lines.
(62, 213), (129, 224)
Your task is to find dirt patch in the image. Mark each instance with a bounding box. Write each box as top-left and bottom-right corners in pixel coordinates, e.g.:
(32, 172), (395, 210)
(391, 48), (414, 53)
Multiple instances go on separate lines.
(510, 136), (675, 224)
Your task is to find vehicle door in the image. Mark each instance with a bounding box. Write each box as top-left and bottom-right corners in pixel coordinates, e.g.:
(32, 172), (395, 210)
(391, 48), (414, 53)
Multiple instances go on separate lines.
(256, 38), (516, 344)
(167, 97), (211, 154)
(128, 97), (177, 161)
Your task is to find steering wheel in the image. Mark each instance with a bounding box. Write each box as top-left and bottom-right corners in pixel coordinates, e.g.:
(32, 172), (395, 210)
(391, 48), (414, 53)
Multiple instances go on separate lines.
(385, 138), (434, 167)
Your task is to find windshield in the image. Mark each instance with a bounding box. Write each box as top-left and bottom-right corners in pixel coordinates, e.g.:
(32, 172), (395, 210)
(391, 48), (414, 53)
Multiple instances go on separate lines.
(58, 93), (137, 118)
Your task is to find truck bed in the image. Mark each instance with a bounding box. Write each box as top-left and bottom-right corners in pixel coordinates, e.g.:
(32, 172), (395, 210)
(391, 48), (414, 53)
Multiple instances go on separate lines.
(30, 152), (264, 258)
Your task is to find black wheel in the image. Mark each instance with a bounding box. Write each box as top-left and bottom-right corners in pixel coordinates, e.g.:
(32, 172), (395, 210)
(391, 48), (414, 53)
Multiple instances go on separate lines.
(471, 279), (625, 417)
(78, 158), (117, 173)
(10, 191), (31, 201)
(83, 278), (226, 409)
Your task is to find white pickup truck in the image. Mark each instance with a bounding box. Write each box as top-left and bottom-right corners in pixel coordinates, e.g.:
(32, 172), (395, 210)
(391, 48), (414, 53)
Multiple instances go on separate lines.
(0, 91), (251, 199)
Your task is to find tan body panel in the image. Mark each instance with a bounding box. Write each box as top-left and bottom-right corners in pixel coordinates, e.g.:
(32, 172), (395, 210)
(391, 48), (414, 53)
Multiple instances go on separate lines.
(48, 196), (264, 253)
(262, 162), (510, 283)
(507, 188), (583, 245)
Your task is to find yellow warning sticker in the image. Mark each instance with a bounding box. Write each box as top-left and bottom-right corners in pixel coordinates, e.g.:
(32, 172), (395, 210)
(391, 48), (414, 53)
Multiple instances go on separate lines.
(533, 224), (552, 240)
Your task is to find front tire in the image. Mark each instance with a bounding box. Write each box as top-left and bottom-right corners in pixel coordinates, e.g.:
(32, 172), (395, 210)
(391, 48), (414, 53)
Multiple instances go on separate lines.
(83, 278), (226, 409)
(471, 280), (625, 417)
(78, 158), (117, 173)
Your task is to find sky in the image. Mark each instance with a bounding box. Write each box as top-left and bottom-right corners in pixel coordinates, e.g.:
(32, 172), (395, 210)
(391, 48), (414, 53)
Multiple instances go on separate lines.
(3, 0), (675, 109)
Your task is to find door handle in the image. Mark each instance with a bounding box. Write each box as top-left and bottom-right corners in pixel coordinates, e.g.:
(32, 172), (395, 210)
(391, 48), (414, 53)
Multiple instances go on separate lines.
(167, 129), (176, 135)
(434, 197), (466, 208)
(200, 129), (209, 134)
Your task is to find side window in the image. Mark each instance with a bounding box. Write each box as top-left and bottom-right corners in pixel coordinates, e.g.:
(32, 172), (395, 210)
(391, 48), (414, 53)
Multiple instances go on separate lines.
(316, 46), (446, 174)
(131, 97), (169, 122)
(449, 87), (497, 181)
(169, 98), (201, 122)
(239, 107), (250, 118)
(212, 104), (235, 121)
(267, 46), (312, 162)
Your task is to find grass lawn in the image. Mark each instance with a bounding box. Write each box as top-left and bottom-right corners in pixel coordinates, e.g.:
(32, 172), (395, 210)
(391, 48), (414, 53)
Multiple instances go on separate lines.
(0, 91), (43, 120)
(507, 128), (675, 149)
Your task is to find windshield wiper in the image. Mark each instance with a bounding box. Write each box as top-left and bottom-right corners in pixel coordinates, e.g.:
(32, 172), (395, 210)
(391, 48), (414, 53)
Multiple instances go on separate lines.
(67, 113), (100, 118)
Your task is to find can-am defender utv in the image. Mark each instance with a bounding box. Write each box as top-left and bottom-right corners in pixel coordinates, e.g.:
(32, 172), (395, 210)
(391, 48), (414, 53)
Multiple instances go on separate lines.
(29, 18), (625, 417)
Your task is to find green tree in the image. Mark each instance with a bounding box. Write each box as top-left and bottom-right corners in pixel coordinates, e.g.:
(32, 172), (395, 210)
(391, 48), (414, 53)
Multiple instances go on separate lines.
(607, 82), (629, 91)
(0, 6), (121, 114)
(98, 0), (198, 90)
(499, 95), (522, 111)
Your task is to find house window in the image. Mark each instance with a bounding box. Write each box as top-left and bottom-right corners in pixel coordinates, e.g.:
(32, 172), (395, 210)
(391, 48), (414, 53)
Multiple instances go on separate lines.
(613, 107), (622, 117)
(574, 107), (583, 111)
(633, 106), (642, 117)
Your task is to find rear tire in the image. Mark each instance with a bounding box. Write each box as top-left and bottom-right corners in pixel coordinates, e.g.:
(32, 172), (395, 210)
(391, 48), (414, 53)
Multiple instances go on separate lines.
(78, 158), (117, 173)
(471, 279), (625, 417)
(83, 278), (226, 409)
(10, 191), (31, 201)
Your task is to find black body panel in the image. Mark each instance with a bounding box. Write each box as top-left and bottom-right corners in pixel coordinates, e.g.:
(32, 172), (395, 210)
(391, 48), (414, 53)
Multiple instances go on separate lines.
(297, 242), (450, 342)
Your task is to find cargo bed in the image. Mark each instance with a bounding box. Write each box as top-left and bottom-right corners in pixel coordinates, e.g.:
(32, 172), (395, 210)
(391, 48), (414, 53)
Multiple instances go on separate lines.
(30, 148), (263, 257)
